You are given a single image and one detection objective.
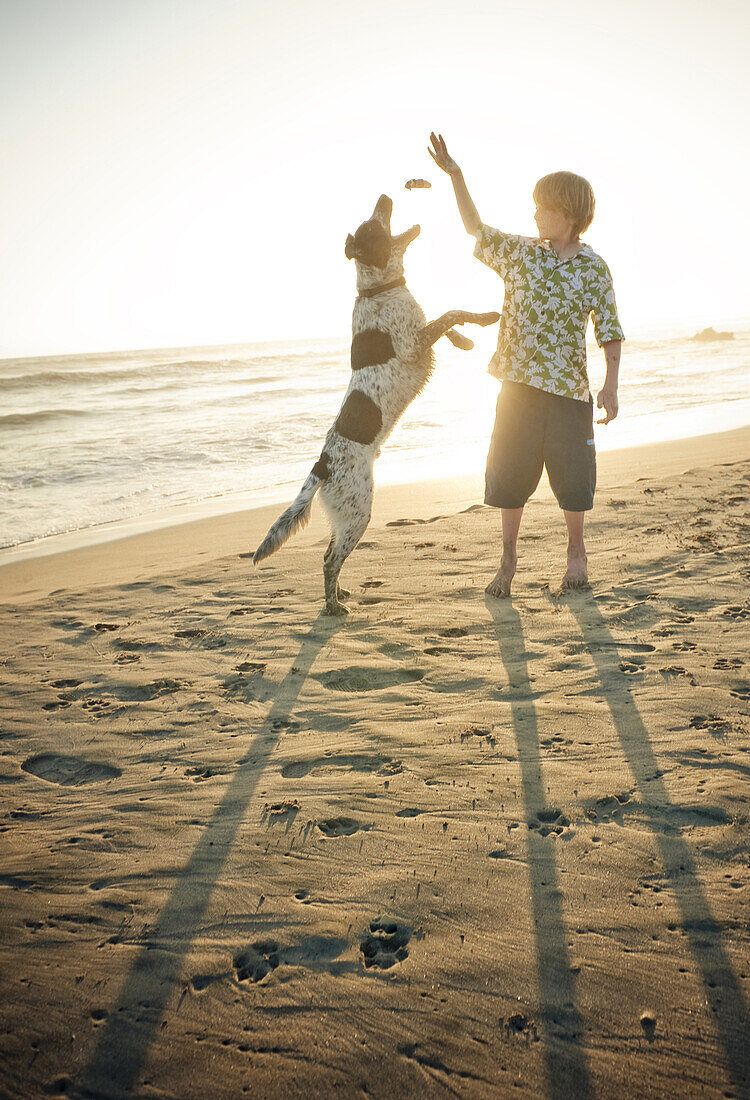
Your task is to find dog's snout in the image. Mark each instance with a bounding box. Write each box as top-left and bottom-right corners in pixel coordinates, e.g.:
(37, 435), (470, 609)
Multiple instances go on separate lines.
(372, 194), (393, 229)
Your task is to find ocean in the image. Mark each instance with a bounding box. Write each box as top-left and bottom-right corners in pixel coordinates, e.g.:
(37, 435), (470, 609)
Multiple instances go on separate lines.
(2, 324), (749, 553)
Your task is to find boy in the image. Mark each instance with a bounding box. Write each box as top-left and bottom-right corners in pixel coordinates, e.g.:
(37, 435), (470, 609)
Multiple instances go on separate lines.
(429, 132), (624, 595)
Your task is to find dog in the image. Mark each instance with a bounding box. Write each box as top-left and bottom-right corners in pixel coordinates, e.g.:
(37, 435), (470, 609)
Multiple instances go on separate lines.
(252, 194), (499, 615)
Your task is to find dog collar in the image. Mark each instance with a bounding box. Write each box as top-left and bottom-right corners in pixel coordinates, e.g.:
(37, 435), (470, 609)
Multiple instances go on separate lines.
(357, 277), (406, 299)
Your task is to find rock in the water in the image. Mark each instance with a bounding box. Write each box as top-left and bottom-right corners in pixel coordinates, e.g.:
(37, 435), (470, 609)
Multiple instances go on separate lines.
(691, 326), (734, 341)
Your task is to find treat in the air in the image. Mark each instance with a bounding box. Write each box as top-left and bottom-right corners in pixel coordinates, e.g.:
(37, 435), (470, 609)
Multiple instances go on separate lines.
(405, 179), (431, 190)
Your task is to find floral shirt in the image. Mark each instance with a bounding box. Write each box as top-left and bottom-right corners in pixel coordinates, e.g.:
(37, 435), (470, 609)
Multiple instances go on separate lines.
(473, 223), (625, 402)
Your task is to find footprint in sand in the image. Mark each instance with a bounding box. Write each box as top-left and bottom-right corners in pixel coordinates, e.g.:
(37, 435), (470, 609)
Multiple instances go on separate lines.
(317, 667), (425, 692)
(22, 754), (121, 786)
(234, 661), (266, 673)
(529, 807), (572, 837)
(81, 697), (112, 716)
(184, 765), (226, 782)
(113, 639), (164, 654)
(316, 816), (364, 837)
(690, 714), (732, 734)
(113, 679), (183, 701)
(620, 658), (646, 674)
(729, 683), (750, 701)
(270, 717), (300, 732)
(362, 580), (385, 589)
(585, 792), (633, 823)
(360, 918), (411, 969)
(658, 666), (695, 683)
(386, 518), (427, 527)
(281, 753), (403, 779)
(233, 941), (280, 982)
(461, 726), (497, 747)
(263, 800), (300, 825)
(438, 626), (469, 638)
(714, 657), (742, 670)
(502, 1013), (540, 1043)
(657, 804), (731, 828)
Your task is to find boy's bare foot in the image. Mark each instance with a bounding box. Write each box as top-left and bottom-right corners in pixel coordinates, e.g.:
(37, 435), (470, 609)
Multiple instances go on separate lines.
(561, 550), (588, 590)
(485, 551), (517, 598)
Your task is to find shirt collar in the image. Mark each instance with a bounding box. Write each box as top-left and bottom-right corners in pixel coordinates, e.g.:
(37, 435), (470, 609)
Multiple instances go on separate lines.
(537, 239), (594, 263)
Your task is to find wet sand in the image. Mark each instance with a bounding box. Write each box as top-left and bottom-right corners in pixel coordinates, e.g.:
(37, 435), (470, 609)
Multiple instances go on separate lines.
(1, 427), (749, 1098)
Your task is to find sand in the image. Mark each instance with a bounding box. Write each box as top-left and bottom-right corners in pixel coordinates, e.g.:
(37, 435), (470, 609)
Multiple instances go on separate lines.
(0, 427), (748, 1099)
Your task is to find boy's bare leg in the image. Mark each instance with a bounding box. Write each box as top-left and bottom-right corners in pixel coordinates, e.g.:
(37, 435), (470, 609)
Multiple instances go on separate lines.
(486, 507), (523, 597)
(562, 510), (588, 589)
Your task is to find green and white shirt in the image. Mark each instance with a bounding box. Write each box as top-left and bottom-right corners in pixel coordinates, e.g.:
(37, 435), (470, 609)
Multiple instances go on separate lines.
(473, 223), (625, 402)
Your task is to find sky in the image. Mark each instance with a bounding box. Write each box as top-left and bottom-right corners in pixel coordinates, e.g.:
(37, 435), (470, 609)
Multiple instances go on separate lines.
(1, 0), (749, 359)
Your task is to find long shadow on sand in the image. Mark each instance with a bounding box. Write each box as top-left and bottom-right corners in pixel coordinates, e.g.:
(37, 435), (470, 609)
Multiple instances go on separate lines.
(485, 597), (591, 1100)
(76, 611), (345, 1099)
(567, 594), (749, 1099)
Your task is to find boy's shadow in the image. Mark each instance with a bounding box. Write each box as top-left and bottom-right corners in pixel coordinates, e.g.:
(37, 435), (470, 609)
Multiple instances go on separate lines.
(563, 590), (749, 1098)
(484, 596), (592, 1099)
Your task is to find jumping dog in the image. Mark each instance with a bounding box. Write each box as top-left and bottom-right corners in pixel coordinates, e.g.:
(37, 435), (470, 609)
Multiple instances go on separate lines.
(252, 194), (499, 614)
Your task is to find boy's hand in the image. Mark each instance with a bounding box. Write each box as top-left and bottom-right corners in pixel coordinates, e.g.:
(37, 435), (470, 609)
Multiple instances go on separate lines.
(428, 133), (460, 177)
(596, 385), (619, 424)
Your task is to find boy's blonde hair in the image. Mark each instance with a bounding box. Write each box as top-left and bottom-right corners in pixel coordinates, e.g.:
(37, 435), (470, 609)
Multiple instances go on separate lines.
(533, 171), (595, 238)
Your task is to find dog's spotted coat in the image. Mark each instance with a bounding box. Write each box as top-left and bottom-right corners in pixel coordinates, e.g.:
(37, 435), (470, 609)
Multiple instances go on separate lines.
(253, 195), (499, 615)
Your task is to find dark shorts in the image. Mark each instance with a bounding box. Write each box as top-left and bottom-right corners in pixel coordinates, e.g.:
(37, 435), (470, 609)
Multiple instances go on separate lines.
(485, 381), (596, 511)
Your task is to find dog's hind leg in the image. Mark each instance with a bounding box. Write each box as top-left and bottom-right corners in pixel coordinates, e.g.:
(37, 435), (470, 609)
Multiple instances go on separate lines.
(421, 310), (500, 350)
(322, 502), (372, 616)
(323, 537), (350, 605)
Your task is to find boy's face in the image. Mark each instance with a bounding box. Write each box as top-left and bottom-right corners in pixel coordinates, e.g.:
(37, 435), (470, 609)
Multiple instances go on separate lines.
(534, 203), (576, 242)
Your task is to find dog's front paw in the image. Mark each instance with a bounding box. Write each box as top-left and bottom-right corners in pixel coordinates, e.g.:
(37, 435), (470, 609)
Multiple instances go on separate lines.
(337, 586), (351, 600)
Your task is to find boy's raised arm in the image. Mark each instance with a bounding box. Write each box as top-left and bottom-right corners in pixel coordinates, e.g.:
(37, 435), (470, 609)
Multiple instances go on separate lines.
(428, 132), (482, 235)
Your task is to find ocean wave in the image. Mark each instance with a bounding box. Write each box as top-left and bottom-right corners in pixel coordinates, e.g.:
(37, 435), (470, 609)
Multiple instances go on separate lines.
(0, 360), (263, 391)
(0, 408), (90, 428)
(0, 357), (345, 395)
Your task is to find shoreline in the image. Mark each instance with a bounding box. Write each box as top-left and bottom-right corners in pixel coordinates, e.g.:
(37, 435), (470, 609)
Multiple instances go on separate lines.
(1, 424), (749, 603)
(1, 422), (747, 602)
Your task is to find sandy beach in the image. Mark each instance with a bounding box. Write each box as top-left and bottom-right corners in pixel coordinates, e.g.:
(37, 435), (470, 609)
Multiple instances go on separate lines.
(1, 426), (749, 1099)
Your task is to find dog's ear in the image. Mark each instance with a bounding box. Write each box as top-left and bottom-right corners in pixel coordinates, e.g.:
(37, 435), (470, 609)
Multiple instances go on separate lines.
(371, 194), (392, 231)
(392, 224), (420, 252)
(345, 233), (356, 260)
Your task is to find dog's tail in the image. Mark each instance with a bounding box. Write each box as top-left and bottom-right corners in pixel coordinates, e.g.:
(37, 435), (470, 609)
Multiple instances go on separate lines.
(252, 471), (322, 565)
